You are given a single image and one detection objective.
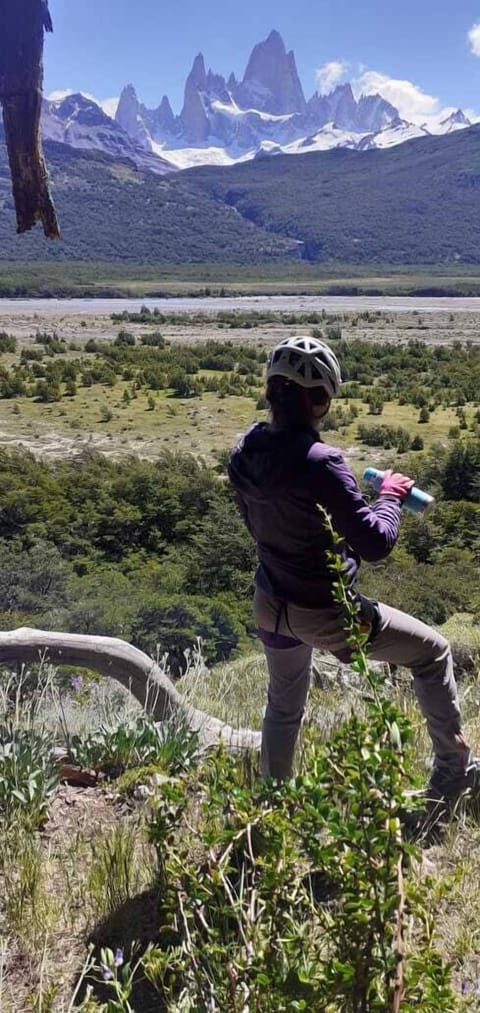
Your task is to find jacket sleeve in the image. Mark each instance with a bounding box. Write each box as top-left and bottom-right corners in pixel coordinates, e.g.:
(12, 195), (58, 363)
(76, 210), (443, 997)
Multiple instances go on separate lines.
(307, 444), (402, 561)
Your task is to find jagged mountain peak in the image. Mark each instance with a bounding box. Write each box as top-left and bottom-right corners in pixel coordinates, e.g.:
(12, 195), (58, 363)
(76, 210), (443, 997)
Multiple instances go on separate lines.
(119, 83), (139, 100)
(158, 95), (173, 116)
(188, 53), (207, 89)
(116, 83), (152, 149)
(235, 28), (306, 115)
(49, 92), (111, 128)
(42, 30), (475, 172)
(41, 91), (172, 173)
(441, 109), (470, 126)
(332, 82), (354, 100)
(266, 28), (285, 45)
(181, 53), (210, 141)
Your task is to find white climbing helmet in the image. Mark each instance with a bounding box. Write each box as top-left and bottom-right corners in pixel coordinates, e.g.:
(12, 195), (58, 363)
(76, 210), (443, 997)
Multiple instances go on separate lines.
(266, 336), (342, 397)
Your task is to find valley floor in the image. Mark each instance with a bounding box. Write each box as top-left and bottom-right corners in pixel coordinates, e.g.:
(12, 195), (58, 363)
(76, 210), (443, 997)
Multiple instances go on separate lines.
(0, 304), (478, 462)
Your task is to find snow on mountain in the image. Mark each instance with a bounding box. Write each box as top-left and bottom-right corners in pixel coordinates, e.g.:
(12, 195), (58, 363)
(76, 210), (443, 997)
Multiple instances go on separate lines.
(426, 109), (474, 135)
(44, 31), (474, 172)
(42, 92), (173, 174)
(360, 120), (429, 150)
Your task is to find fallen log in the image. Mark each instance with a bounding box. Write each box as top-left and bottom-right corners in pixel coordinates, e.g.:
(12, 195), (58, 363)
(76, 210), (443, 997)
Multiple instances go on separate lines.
(0, 0), (60, 236)
(0, 627), (261, 752)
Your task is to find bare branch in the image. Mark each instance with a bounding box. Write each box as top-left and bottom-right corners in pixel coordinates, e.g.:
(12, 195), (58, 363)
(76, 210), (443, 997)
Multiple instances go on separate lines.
(0, 627), (261, 752)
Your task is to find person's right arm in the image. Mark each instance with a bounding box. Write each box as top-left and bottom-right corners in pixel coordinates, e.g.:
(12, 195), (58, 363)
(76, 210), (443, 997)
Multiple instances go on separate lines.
(307, 445), (411, 562)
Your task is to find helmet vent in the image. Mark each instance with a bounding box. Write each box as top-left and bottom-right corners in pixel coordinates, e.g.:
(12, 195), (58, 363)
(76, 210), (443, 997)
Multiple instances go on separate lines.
(266, 335), (342, 395)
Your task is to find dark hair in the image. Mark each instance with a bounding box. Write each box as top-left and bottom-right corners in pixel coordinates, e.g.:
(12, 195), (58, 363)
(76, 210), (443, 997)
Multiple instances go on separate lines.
(266, 376), (329, 428)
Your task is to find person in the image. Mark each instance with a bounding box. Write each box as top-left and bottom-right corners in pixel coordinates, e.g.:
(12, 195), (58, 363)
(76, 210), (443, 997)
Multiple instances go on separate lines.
(228, 335), (479, 800)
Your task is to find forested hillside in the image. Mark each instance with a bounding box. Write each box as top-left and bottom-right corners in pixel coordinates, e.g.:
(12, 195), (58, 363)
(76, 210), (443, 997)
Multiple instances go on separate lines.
(189, 125), (480, 264)
(0, 125), (480, 264)
(0, 141), (296, 263)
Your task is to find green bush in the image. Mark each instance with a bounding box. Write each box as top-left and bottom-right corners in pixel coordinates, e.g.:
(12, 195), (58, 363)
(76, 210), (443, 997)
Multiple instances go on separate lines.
(133, 536), (456, 1012)
(131, 595), (245, 674)
(0, 332), (16, 353)
(0, 724), (57, 829)
(68, 716), (199, 778)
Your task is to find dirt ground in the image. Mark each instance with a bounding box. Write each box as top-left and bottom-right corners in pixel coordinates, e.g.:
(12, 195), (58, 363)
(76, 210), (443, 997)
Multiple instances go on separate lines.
(0, 304), (478, 345)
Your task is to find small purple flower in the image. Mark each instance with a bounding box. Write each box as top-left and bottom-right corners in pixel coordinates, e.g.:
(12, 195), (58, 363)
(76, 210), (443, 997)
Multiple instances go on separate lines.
(461, 980), (469, 995)
(114, 948), (124, 968)
(101, 964), (113, 981)
(71, 675), (83, 692)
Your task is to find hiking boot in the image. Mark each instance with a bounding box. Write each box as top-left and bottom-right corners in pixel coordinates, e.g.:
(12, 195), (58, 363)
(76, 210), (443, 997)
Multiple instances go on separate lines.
(424, 757), (480, 803)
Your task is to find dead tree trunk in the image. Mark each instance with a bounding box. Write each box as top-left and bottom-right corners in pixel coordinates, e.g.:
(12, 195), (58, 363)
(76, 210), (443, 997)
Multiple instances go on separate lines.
(0, 0), (60, 236)
(0, 627), (261, 753)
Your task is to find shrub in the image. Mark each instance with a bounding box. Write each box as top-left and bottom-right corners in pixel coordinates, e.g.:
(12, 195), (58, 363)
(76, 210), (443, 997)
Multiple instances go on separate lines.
(0, 724), (57, 829)
(34, 378), (61, 402)
(114, 330), (136, 347)
(68, 716), (199, 779)
(133, 529), (457, 1012)
(0, 332), (16, 353)
(140, 332), (165, 347)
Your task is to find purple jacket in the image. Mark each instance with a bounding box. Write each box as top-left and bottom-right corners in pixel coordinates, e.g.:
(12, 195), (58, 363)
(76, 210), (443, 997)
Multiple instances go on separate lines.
(228, 422), (401, 608)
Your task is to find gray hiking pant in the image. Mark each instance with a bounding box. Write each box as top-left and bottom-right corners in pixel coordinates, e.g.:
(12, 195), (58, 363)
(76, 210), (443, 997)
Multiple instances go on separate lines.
(254, 586), (469, 781)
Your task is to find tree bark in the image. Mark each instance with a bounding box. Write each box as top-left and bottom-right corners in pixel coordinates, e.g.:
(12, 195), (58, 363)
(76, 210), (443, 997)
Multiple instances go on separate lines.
(0, 627), (261, 753)
(0, 0), (59, 237)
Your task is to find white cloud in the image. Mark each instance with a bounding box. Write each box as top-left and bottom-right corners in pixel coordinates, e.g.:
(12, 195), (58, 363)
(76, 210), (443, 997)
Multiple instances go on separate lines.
(468, 22), (480, 56)
(47, 89), (118, 118)
(47, 88), (73, 102)
(100, 96), (119, 118)
(352, 69), (440, 122)
(315, 61), (349, 94)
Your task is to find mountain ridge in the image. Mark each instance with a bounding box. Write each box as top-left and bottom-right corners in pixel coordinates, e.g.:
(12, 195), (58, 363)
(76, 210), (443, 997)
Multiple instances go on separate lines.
(1, 123), (480, 266)
(40, 29), (475, 172)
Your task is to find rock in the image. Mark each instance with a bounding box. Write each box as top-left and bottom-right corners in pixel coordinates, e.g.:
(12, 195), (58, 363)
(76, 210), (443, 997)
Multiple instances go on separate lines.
(58, 762), (97, 787)
(116, 84), (151, 150)
(234, 29), (306, 115)
(150, 772), (172, 787)
(42, 91), (173, 174)
(356, 93), (398, 133)
(41, 31), (472, 169)
(133, 771), (175, 802)
(150, 95), (176, 135)
(180, 53), (210, 141)
(133, 783), (153, 801)
(311, 654), (392, 690)
(206, 70), (230, 104)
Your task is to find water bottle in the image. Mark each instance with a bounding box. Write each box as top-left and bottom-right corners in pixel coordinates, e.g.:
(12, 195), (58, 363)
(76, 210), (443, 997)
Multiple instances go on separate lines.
(363, 467), (434, 514)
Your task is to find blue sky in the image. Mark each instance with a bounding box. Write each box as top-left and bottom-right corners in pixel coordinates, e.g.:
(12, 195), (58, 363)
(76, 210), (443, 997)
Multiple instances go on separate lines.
(45, 0), (480, 120)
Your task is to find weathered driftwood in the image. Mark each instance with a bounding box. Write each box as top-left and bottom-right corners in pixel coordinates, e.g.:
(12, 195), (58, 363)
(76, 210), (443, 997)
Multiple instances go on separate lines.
(0, 0), (59, 236)
(0, 627), (261, 752)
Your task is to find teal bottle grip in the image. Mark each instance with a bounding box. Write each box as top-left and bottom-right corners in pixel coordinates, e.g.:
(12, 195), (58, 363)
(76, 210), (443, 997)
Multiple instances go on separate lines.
(363, 467), (434, 514)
